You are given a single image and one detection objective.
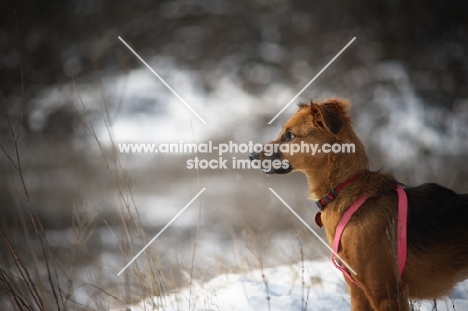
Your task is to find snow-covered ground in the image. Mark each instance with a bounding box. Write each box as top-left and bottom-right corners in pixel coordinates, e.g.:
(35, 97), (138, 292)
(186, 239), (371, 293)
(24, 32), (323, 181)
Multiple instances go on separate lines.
(121, 259), (468, 311)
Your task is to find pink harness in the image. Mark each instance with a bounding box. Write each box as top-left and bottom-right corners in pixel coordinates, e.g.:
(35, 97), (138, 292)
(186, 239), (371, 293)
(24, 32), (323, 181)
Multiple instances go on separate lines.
(332, 185), (408, 286)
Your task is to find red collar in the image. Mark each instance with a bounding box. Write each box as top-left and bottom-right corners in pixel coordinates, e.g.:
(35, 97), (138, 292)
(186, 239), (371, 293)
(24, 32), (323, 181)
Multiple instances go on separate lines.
(315, 172), (362, 211)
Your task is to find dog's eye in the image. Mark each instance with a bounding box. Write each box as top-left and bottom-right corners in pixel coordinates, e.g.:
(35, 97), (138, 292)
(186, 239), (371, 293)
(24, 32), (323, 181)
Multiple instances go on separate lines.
(284, 131), (296, 141)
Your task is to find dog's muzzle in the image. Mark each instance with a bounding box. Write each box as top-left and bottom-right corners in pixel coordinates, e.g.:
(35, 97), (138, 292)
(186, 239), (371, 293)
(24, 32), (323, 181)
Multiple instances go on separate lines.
(248, 151), (292, 174)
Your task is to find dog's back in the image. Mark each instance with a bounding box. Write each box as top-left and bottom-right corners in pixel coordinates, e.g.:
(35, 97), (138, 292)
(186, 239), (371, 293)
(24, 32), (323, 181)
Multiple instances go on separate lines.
(406, 183), (468, 253)
(405, 183), (468, 298)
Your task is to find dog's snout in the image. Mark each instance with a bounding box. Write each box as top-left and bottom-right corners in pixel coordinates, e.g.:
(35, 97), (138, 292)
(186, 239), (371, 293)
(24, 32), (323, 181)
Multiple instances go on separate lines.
(249, 152), (259, 161)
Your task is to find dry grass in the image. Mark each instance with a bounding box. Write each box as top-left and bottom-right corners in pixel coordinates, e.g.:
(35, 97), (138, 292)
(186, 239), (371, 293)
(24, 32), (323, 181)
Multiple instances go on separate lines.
(0, 62), (331, 310)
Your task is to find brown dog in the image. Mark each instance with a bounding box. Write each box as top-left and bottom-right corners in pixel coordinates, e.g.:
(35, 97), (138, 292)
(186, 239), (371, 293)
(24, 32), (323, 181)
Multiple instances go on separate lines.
(250, 98), (468, 311)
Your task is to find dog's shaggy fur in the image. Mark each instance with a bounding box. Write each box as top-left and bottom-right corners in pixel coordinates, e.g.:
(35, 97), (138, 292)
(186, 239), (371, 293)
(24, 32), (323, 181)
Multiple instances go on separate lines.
(251, 98), (468, 311)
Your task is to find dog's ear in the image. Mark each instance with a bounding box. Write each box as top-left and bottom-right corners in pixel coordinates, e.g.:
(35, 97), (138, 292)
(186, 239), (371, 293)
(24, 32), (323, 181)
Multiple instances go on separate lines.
(311, 98), (351, 135)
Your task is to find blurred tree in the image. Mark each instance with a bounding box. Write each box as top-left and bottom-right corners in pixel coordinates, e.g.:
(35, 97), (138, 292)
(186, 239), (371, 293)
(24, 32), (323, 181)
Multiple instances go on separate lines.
(0, 0), (467, 134)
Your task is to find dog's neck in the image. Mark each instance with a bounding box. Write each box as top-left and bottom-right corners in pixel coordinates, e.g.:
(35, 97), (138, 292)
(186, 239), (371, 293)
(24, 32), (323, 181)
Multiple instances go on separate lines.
(304, 170), (363, 202)
(305, 144), (369, 203)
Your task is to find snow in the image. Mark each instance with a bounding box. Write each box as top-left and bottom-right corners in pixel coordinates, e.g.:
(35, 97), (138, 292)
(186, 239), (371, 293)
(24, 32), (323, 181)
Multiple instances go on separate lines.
(351, 62), (468, 162)
(29, 56), (267, 146)
(120, 259), (468, 311)
(123, 260), (349, 311)
(29, 59), (468, 164)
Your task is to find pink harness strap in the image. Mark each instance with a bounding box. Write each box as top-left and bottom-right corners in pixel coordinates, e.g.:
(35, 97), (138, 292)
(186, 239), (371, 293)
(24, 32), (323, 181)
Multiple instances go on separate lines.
(332, 185), (408, 286)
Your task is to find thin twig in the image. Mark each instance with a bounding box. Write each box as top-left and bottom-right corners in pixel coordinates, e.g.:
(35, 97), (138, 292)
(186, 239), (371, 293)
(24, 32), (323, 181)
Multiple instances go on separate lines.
(188, 116), (202, 311)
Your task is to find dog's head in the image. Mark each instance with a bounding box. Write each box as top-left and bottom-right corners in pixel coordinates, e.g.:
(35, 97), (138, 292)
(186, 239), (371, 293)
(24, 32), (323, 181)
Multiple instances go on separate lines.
(250, 98), (368, 180)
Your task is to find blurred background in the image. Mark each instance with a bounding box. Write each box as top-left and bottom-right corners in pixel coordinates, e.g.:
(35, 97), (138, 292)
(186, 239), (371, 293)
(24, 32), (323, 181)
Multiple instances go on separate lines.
(1, 0), (468, 309)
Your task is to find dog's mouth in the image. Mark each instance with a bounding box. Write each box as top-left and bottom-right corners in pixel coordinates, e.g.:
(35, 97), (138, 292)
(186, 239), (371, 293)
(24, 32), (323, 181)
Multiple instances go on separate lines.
(249, 152), (292, 174)
(268, 165), (292, 174)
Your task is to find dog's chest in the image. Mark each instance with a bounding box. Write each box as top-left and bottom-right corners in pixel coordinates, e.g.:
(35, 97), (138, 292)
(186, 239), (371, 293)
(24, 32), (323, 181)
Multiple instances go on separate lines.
(321, 211), (342, 243)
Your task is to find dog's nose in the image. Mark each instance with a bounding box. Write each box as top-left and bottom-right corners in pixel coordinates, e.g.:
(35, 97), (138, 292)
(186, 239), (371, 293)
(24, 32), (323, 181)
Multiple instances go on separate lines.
(249, 152), (259, 161)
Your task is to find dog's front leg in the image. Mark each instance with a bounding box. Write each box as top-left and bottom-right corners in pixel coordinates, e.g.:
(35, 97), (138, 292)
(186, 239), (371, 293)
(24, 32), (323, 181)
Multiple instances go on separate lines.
(348, 281), (373, 311)
(363, 280), (410, 311)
